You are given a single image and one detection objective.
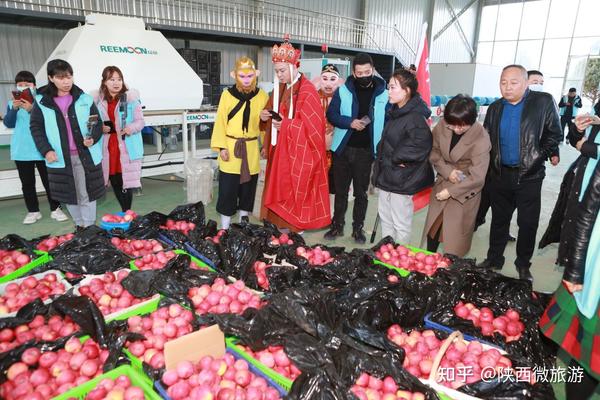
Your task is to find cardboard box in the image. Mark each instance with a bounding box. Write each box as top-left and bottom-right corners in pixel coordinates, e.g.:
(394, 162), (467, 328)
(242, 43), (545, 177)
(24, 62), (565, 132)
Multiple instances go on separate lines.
(164, 324), (226, 370)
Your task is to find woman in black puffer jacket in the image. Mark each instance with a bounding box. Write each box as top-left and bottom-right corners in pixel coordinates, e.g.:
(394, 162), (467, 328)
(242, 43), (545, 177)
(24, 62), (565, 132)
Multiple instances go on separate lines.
(372, 68), (434, 244)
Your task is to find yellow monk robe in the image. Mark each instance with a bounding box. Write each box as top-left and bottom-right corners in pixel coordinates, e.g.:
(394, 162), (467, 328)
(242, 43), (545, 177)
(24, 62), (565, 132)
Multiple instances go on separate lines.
(210, 88), (269, 175)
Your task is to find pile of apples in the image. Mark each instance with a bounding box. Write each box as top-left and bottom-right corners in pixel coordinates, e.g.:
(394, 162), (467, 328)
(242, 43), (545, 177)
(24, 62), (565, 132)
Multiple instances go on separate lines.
(110, 237), (165, 258)
(0, 273), (68, 315)
(453, 302), (525, 341)
(435, 339), (512, 389)
(101, 210), (138, 224)
(160, 354), (281, 400)
(0, 250), (32, 277)
(387, 326), (441, 380)
(0, 337), (108, 400)
(205, 229), (227, 244)
(236, 345), (301, 380)
(351, 373), (425, 400)
(253, 260), (273, 290)
(125, 303), (195, 369)
(188, 278), (263, 315)
(35, 234), (75, 252)
(386, 325), (513, 389)
(77, 270), (151, 316)
(131, 251), (178, 271)
(375, 244), (450, 276)
(0, 314), (81, 354)
(160, 219), (196, 236)
(295, 246), (334, 266)
(268, 233), (294, 246)
(80, 374), (145, 400)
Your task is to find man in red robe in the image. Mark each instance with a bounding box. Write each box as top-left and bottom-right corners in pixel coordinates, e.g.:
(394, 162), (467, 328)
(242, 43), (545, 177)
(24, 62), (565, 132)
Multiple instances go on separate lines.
(259, 37), (330, 232)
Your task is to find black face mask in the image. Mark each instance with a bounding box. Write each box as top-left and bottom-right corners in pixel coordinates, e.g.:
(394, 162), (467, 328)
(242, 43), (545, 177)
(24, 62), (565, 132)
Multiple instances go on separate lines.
(355, 75), (373, 88)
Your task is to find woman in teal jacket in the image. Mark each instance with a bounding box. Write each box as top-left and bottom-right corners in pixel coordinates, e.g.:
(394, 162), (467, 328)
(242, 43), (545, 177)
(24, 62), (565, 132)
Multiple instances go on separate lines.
(3, 70), (68, 224)
(30, 59), (105, 229)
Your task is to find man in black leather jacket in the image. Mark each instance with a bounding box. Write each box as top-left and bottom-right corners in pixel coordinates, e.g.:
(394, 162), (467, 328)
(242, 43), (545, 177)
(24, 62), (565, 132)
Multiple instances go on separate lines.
(478, 64), (561, 282)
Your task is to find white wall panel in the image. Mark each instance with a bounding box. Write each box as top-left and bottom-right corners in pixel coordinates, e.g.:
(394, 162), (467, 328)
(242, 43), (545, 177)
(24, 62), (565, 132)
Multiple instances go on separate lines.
(430, 0), (477, 63)
(0, 24), (66, 111)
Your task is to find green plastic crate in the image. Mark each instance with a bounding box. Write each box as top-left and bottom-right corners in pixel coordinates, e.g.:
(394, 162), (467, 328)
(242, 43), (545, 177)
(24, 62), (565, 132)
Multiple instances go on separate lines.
(0, 250), (51, 284)
(226, 337), (293, 392)
(372, 259), (411, 277)
(106, 296), (162, 372)
(129, 249), (214, 272)
(53, 364), (161, 400)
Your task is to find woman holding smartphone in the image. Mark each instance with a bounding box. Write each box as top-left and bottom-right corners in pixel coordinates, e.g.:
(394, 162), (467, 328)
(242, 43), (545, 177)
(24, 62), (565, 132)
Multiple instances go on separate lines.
(3, 70), (69, 224)
(93, 66), (144, 212)
(422, 95), (491, 257)
(30, 59), (104, 229)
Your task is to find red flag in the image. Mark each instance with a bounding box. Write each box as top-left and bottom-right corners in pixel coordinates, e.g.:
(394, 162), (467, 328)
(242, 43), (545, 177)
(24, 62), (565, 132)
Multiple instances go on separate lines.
(415, 23), (431, 107)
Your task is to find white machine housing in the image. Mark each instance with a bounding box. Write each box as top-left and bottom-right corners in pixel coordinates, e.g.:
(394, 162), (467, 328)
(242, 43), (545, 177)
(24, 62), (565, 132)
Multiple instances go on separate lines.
(35, 13), (204, 112)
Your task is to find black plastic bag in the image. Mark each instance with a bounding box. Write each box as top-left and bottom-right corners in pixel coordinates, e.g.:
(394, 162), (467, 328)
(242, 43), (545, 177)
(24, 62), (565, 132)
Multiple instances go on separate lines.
(126, 211), (169, 239)
(0, 234), (35, 256)
(0, 295), (109, 347)
(188, 219), (219, 240)
(121, 253), (221, 307)
(216, 229), (261, 280)
(35, 226), (131, 275)
(281, 243), (345, 269)
(427, 267), (555, 368)
(457, 354), (556, 399)
(167, 201), (206, 226)
(285, 322), (440, 400)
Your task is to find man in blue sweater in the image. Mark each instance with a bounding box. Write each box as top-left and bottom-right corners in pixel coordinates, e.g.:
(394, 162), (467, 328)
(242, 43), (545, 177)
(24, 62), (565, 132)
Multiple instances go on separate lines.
(324, 53), (388, 243)
(477, 65), (561, 282)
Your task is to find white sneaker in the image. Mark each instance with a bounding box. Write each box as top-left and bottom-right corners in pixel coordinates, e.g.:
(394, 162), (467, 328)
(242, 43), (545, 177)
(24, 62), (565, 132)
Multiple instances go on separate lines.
(50, 208), (69, 222)
(23, 212), (42, 225)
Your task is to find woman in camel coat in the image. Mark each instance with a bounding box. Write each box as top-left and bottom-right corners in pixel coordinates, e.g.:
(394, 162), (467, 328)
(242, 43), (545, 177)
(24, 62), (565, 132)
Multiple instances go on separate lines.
(422, 95), (491, 257)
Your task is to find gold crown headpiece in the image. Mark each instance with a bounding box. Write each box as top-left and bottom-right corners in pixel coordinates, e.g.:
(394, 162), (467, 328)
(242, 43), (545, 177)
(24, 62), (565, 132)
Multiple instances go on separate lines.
(271, 34), (301, 66)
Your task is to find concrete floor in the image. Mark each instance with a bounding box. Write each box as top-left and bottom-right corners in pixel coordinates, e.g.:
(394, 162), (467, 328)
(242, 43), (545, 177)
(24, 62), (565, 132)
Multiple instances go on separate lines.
(0, 142), (593, 399)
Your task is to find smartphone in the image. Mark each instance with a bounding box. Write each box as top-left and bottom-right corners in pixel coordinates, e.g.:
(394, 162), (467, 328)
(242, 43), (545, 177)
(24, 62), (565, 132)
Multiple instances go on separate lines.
(11, 89), (34, 104)
(103, 120), (115, 132)
(360, 115), (371, 125)
(268, 110), (282, 121)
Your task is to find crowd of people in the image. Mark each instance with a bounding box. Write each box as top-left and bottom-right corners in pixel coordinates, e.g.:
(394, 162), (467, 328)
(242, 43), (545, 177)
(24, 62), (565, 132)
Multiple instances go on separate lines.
(4, 36), (600, 399)
(5, 59), (144, 229)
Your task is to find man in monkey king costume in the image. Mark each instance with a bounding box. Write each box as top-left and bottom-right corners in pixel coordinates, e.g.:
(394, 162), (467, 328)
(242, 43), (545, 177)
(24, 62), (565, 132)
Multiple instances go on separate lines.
(211, 56), (269, 229)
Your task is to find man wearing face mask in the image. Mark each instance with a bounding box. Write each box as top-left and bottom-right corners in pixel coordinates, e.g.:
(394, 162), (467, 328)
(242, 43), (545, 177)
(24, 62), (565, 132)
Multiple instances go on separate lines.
(211, 57), (268, 229)
(528, 70), (559, 166)
(325, 53), (388, 243)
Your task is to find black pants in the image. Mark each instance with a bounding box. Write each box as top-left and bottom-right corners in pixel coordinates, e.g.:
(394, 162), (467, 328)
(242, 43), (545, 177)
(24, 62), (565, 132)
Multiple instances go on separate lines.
(561, 115), (572, 140)
(566, 359), (599, 400)
(332, 146), (373, 228)
(475, 182), (490, 229)
(15, 160), (60, 212)
(109, 173), (133, 212)
(216, 172), (258, 216)
(487, 168), (542, 269)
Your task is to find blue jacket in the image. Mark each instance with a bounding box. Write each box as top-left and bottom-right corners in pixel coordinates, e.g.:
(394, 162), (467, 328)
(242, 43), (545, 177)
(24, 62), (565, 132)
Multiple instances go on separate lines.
(327, 75), (388, 156)
(30, 85), (105, 204)
(32, 92), (103, 169)
(559, 95), (582, 117)
(4, 103), (44, 161)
